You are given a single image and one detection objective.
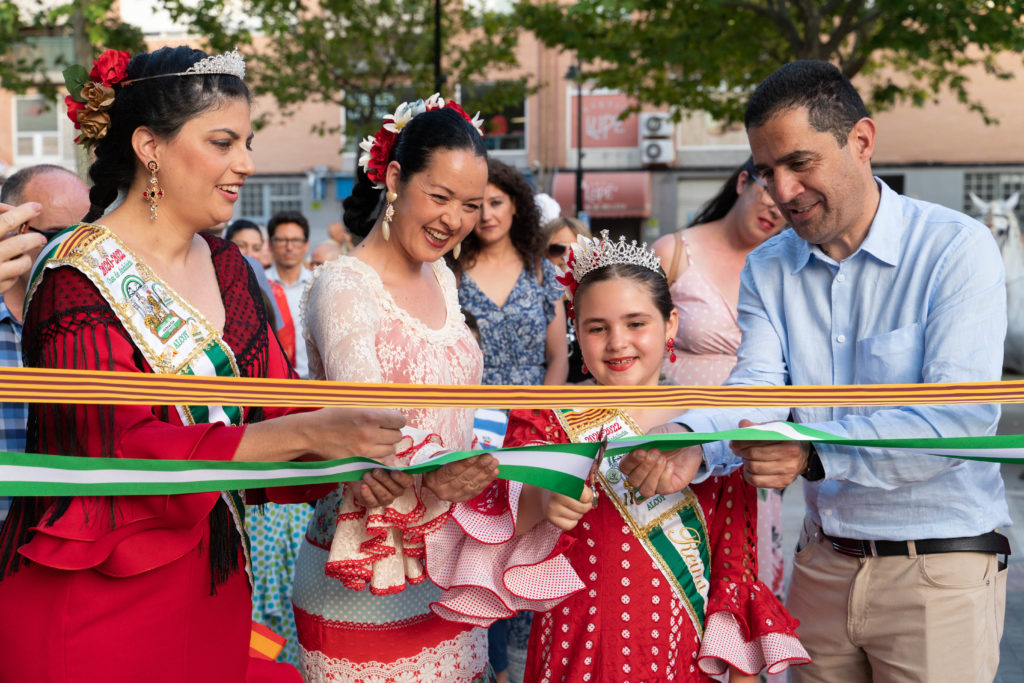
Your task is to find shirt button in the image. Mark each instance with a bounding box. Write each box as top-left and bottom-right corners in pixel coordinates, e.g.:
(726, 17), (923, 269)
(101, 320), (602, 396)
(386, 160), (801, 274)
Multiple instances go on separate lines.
(836, 273), (846, 283)
(837, 334), (846, 343)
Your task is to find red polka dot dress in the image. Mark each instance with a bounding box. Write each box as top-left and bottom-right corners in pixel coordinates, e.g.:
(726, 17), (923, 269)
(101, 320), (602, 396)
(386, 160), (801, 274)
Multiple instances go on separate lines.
(505, 409), (809, 681)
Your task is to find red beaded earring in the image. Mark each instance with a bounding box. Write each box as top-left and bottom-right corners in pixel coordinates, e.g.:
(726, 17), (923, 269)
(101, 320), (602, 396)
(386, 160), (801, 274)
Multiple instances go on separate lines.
(581, 360), (589, 375)
(666, 338), (677, 363)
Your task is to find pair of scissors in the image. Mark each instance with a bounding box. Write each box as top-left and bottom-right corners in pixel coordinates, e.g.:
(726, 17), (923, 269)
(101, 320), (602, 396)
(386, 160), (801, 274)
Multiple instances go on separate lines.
(588, 428), (608, 508)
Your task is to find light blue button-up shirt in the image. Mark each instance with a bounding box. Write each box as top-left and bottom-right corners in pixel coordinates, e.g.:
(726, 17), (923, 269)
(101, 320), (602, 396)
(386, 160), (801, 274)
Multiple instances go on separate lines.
(679, 179), (1011, 541)
(0, 297), (25, 525)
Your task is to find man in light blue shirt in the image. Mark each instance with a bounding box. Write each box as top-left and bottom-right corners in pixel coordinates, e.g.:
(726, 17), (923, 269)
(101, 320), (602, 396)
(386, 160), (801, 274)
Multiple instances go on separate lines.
(622, 61), (1010, 682)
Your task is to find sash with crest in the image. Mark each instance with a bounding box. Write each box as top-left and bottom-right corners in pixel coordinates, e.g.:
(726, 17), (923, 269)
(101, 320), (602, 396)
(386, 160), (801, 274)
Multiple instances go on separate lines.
(556, 407), (711, 636)
(27, 223), (252, 587)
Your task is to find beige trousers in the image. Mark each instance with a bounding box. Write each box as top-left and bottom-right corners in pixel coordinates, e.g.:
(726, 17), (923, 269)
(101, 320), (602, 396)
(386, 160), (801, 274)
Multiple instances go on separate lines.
(787, 517), (1007, 683)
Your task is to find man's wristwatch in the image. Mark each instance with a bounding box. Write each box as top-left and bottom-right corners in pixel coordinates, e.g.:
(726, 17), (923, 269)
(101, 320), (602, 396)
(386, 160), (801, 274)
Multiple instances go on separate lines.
(801, 444), (825, 481)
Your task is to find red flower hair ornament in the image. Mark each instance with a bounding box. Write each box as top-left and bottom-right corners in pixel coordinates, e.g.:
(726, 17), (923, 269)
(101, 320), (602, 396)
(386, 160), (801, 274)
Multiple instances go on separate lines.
(89, 49), (132, 86)
(62, 47), (245, 148)
(62, 48), (131, 146)
(358, 93), (485, 189)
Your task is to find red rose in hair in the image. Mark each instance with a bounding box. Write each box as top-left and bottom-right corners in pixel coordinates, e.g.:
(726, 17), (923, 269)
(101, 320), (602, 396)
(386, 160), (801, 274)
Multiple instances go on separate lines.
(89, 49), (131, 86)
(444, 100), (470, 120)
(65, 95), (86, 129)
(366, 128), (396, 186)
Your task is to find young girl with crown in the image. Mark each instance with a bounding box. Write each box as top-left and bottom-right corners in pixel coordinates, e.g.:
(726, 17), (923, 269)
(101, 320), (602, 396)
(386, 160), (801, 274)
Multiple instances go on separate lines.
(503, 231), (810, 681)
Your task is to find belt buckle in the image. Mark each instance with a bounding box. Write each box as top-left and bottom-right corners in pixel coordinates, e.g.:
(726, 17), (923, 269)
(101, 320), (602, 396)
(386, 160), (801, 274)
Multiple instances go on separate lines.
(868, 540), (878, 557)
(830, 539), (865, 558)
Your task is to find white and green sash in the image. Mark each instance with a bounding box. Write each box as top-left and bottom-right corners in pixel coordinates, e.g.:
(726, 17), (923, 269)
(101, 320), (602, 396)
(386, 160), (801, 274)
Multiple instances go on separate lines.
(27, 223), (252, 585)
(556, 408), (711, 637)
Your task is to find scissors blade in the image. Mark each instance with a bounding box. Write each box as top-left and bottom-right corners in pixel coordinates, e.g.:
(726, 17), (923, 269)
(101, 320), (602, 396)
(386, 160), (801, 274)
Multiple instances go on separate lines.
(588, 428), (607, 483)
(595, 426), (608, 461)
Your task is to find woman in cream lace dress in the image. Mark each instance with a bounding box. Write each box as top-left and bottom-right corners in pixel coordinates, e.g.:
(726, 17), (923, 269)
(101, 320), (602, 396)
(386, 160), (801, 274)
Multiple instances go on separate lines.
(281, 99), (587, 683)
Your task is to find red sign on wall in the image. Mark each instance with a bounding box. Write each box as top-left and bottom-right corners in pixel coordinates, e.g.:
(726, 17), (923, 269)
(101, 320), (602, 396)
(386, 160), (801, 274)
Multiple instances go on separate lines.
(570, 93), (639, 149)
(552, 172), (652, 218)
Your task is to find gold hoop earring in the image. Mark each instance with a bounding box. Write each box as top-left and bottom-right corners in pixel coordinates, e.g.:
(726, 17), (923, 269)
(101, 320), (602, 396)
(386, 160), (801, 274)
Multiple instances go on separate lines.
(453, 242), (462, 259)
(144, 160), (164, 221)
(382, 191), (397, 241)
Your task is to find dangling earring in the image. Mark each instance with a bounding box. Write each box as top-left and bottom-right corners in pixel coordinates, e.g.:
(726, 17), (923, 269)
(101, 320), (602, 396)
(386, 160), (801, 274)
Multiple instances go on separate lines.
(453, 242), (462, 259)
(144, 160), (164, 221)
(382, 191), (397, 241)
(581, 360), (589, 375)
(666, 338), (677, 363)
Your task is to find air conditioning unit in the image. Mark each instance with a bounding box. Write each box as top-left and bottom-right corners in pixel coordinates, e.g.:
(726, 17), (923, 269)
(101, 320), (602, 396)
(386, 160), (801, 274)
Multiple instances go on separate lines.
(641, 139), (675, 165)
(639, 112), (673, 140)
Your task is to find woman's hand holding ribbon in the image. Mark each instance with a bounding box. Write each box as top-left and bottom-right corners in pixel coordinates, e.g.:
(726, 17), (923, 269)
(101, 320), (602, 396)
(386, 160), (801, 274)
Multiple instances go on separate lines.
(423, 454), (499, 502)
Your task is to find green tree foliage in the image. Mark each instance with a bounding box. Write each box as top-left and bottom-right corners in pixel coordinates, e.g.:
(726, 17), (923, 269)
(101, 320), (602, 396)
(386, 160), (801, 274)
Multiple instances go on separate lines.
(515, 0), (1024, 123)
(160, 0), (525, 145)
(0, 1), (144, 99)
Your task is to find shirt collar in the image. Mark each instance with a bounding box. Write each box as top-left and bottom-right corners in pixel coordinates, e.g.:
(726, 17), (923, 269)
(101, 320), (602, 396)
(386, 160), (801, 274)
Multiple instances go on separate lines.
(0, 298), (18, 326)
(791, 177), (901, 273)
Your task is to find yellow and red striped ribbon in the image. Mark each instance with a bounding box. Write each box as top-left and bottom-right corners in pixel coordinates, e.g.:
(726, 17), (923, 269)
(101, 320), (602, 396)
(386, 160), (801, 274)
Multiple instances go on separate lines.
(0, 366), (1022, 409)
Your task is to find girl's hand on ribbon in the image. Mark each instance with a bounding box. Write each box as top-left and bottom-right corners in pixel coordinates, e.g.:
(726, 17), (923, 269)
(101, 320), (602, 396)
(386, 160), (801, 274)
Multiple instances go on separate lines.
(423, 453), (499, 502)
(543, 486), (594, 531)
(620, 422), (703, 497)
(353, 468), (414, 508)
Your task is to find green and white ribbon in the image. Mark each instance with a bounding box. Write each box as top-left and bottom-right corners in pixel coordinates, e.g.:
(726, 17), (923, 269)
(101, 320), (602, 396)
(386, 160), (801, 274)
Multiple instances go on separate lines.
(0, 442), (597, 498)
(3, 421), (1024, 498)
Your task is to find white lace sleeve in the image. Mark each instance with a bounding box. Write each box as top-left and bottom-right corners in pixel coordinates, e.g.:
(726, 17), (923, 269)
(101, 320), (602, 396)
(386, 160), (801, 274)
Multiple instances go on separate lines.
(302, 258), (383, 383)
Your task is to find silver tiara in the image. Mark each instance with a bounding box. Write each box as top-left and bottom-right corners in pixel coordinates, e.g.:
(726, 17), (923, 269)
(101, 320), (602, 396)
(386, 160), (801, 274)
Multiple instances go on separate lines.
(566, 230), (663, 289)
(121, 48), (246, 86)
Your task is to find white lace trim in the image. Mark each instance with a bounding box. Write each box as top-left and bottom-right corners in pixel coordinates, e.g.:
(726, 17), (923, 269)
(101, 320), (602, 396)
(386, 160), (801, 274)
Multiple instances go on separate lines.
(299, 628), (488, 683)
(302, 255), (466, 347)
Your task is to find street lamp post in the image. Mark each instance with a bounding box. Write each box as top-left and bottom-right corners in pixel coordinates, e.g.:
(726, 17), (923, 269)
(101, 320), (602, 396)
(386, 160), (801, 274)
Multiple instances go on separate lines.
(567, 58), (584, 218)
(434, 0), (443, 93)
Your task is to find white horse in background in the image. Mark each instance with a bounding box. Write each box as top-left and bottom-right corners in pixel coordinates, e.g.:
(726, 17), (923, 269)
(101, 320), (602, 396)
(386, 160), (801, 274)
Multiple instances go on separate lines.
(970, 192), (1024, 373)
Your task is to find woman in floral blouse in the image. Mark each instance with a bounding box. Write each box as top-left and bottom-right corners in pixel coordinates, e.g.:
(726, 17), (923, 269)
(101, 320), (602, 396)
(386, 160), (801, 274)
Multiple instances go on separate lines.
(453, 159), (568, 386)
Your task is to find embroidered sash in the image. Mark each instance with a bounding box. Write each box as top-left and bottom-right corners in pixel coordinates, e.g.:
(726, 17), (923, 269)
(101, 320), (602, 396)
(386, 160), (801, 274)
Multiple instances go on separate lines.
(556, 408), (711, 636)
(27, 223), (252, 586)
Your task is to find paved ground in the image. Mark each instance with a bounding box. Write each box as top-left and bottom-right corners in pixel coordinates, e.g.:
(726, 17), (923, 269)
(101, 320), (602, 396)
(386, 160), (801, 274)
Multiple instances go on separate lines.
(776, 394), (1024, 681)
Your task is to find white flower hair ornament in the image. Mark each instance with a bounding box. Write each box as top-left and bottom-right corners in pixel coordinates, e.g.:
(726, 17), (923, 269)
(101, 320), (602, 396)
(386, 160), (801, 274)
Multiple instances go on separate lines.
(358, 93), (485, 189)
(557, 230), (664, 321)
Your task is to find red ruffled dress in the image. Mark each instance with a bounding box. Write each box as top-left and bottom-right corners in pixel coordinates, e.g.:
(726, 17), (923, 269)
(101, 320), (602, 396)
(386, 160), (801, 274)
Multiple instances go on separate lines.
(0, 236), (302, 683)
(504, 409), (810, 682)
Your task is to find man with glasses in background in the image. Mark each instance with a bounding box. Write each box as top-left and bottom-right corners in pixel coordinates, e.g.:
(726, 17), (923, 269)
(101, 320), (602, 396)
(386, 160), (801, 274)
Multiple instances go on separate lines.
(0, 164), (90, 524)
(266, 209), (313, 378)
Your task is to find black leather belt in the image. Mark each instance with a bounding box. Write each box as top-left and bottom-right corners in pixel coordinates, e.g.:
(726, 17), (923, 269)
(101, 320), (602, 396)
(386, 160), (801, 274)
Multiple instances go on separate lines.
(822, 530), (1011, 568)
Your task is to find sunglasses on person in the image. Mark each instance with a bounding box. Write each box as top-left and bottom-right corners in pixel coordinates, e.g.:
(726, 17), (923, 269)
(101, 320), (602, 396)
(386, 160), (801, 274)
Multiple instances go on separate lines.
(547, 243), (571, 258)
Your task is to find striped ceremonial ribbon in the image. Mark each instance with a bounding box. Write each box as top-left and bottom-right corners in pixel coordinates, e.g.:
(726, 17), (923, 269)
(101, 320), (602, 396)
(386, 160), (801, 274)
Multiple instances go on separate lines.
(1, 366), (1024, 408)
(4, 422), (1024, 498)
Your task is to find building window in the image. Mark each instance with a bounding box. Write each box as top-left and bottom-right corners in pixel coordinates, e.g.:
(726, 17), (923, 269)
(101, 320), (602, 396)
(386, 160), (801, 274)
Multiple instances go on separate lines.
(343, 88), (418, 153)
(14, 95), (62, 162)
(237, 180), (304, 224)
(964, 171), (1024, 225)
(460, 82), (526, 151)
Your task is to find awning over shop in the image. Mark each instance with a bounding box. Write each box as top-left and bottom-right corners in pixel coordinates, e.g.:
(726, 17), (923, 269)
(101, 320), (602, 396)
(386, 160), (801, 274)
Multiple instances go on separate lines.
(552, 171), (651, 218)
